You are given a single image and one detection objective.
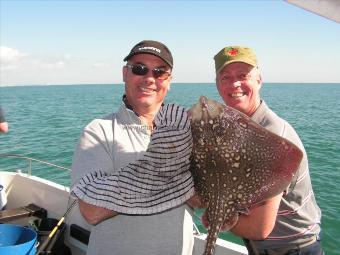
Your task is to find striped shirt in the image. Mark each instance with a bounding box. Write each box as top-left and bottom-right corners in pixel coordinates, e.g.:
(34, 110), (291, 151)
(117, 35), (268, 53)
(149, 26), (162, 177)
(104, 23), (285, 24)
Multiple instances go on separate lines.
(72, 103), (194, 214)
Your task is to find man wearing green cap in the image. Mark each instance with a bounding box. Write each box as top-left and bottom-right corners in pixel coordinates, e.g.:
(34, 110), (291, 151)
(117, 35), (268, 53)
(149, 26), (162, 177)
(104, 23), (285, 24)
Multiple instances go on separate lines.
(210, 46), (324, 254)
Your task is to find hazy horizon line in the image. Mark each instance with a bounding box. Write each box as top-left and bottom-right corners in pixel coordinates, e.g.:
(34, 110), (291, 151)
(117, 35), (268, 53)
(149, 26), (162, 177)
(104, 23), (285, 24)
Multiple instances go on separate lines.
(1, 82), (340, 88)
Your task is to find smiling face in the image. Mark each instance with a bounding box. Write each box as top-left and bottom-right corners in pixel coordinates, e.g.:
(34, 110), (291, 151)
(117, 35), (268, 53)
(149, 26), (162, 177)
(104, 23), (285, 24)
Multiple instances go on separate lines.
(123, 54), (172, 116)
(216, 62), (262, 116)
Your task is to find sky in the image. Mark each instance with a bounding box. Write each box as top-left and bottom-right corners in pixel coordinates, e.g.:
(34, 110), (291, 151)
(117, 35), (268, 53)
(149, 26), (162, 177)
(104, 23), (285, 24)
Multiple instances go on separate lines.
(1, 0), (340, 86)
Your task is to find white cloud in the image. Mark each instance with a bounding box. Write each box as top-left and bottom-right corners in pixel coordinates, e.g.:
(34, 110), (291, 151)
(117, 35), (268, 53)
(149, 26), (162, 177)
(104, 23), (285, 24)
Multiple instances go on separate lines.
(0, 46), (28, 63)
(0, 46), (69, 72)
(0, 46), (29, 70)
(0, 46), (74, 85)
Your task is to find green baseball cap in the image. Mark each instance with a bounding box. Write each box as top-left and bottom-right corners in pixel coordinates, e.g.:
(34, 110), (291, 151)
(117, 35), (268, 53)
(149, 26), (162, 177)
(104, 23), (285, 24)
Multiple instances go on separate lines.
(214, 46), (257, 73)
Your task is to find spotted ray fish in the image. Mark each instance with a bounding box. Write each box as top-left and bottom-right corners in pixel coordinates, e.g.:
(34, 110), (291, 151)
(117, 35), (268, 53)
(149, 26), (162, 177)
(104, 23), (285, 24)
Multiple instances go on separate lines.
(187, 96), (303, 255)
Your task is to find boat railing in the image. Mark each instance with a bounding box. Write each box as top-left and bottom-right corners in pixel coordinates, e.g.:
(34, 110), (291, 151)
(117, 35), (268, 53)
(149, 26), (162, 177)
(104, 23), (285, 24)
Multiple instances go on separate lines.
(0, 153), (71, 176)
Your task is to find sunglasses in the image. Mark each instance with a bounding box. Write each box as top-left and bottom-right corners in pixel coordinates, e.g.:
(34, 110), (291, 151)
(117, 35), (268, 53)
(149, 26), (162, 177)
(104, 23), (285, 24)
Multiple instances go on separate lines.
(126, 63), (171, 80)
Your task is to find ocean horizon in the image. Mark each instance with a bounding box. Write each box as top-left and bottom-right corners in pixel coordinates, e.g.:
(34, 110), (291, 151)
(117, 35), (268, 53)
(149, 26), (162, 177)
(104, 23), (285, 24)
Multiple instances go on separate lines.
(1, 83), (339, 254)
(1, 82), (340, 87)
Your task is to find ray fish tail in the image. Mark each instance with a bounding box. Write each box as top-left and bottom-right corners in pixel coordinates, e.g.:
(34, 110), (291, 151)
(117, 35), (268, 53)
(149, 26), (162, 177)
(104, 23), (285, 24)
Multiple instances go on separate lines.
(204, 194), (230, 255)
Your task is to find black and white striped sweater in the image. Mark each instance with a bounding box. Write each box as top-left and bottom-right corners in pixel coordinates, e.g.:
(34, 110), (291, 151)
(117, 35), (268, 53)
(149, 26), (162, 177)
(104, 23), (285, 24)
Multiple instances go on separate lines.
(71, 104), (195, 214)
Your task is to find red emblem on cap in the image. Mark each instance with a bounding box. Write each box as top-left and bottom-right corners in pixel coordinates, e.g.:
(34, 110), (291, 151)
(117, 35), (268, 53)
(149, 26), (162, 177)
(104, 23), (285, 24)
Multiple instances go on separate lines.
(227, 48), (238, 56)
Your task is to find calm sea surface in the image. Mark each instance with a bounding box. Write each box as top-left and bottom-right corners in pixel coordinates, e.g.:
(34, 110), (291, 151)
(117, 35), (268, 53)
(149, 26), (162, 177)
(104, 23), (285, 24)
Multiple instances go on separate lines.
(1, 83), (339, 254)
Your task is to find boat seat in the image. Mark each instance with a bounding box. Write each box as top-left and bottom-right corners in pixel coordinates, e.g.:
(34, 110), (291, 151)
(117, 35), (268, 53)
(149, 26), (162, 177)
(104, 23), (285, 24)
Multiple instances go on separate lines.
(0, 203), (47, 223)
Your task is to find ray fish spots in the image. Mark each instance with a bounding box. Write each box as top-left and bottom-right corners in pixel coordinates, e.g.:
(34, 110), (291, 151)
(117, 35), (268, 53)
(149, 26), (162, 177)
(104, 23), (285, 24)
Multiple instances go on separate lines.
(188, 96), (303, 255)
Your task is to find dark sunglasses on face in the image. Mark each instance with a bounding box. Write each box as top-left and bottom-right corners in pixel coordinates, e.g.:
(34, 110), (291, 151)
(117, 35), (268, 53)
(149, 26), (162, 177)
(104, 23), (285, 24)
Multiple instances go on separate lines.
(126, 63), (171, 80)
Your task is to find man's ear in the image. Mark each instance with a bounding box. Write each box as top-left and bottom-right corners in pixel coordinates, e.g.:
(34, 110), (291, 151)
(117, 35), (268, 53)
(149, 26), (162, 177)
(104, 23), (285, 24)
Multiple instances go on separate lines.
(122, 66), (128, 82)
(258, 74), (263, 89)
(168, 75), (172, 90)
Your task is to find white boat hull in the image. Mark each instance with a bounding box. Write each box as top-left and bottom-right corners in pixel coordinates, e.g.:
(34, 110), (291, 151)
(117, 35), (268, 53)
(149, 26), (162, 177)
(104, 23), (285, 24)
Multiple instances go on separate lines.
(0, 171), (247, 255)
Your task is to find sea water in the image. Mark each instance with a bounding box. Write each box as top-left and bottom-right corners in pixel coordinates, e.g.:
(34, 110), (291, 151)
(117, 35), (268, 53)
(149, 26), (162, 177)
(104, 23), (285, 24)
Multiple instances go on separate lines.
(1, 83), (339, 254)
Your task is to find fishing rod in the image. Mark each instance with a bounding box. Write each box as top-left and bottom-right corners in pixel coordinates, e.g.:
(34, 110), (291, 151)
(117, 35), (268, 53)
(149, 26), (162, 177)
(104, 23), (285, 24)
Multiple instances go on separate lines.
(36, 199), (78, 255)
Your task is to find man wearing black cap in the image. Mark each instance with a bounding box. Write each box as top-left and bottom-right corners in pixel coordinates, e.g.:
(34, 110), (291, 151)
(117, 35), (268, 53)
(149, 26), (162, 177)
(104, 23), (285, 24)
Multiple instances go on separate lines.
(71, 40), (195, 255)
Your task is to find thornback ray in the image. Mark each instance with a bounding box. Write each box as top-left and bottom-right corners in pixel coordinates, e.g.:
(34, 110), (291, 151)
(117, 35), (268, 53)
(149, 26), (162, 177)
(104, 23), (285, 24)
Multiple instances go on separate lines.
(188, 96), (303, 255)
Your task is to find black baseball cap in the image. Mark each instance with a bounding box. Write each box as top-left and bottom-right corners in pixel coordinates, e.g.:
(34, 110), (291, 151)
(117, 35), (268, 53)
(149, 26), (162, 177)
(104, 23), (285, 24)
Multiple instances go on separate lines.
(124, 40), (173, 68)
